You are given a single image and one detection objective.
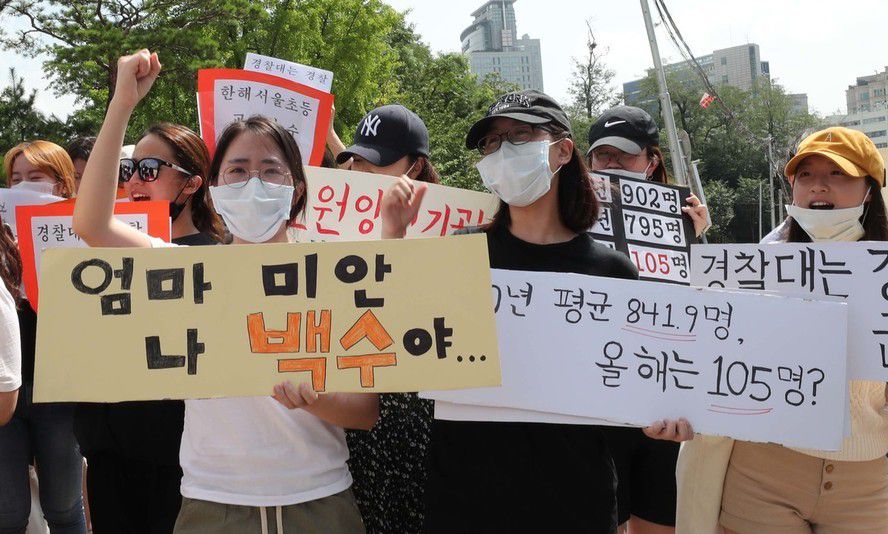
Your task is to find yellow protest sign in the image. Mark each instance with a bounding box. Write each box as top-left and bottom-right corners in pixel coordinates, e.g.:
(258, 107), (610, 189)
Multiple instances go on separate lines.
(33, 235), (499, 402)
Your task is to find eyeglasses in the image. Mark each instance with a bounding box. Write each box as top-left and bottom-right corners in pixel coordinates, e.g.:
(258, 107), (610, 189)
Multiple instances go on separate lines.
(589, 149), (643, 167)
(119, 158), (192, 183)
(219, 166), (292, 189)
(477, 124), (557, 155)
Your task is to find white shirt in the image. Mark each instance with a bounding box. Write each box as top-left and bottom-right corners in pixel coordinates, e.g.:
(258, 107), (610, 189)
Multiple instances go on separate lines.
(0, 282), (21, 393)
(150, 237), (352, 506)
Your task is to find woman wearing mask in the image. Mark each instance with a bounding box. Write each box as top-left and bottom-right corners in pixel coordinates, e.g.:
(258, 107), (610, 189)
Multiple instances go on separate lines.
(72, 120), (223, 532)
(1, 143), (85, 533)
(380, 89), (692, 533)
(74, 49), (376, 534)
(677, 127), (888, 533)
(333, 104), (438, 533)
(586, 106), (709, 238)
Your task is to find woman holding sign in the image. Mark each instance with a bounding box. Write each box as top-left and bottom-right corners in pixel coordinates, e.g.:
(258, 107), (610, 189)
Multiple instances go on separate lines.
(0, 145), (87, 533)
(333, 104), (440, 533)
(380, 89), (693, 533)
(586, 106), (709, 239)
(74, 50), (376, 534)
(71, 123), (223, 531)
(677, 127), (888, 533)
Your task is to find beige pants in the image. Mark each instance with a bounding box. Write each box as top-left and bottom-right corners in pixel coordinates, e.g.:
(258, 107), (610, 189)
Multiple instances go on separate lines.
(720, 441), (888, 534)
(173, 489), (365, 534)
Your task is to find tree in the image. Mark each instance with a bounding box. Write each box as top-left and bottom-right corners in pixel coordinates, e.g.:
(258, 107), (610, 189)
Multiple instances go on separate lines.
(566, 20), (618, 121)
(0, 68), (70, 184)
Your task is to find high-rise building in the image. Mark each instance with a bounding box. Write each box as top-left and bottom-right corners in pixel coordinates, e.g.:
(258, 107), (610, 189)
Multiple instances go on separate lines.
(623, 44), (773, 107)
(846, 67), (888, 114)
(825, 109), (888, 149)
(460, 1), (543, 91)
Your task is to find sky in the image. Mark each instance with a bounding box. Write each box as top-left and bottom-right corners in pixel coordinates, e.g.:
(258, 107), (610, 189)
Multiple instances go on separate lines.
(1, 0), (886, 120)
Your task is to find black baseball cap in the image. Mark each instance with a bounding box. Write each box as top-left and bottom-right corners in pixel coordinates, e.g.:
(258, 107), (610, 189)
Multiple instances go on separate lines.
(587, 106), (659, 156)
(465, 90), (572, 150)
(336, 104), (430, 166)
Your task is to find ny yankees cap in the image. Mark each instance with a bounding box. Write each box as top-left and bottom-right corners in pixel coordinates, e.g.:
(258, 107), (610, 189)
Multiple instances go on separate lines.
(336, 104), (430, 167)
(587, 106), (660, 156)
(465, 90), (572, 150)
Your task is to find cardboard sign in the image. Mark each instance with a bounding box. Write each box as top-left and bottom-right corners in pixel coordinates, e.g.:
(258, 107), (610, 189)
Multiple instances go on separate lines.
(424, 269), (849, 450)
(590, 171), (695, 285)
(34, 234), (500, 402)
(197, 69), (334, 166)
(692, 242), (888, 380)
(244, 53), (333, 93)
(16, 200), (170, 310)
(0, 188), (64, 237)
(288, 167), (499, 242)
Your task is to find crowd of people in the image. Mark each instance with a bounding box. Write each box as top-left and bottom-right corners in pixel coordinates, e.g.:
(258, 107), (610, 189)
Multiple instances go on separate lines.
(0, 48), (886, 534)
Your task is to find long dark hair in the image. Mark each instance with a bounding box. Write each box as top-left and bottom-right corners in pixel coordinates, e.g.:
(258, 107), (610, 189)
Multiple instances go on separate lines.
(783, 176), (888, 242)
(143, 123), (225, 242)
(0, 220), (22, 303)
(488, 124), (600, 233)
(646, 145), (668, 184)
(208, 116), (307, 225)
(409, 156), (440, 184)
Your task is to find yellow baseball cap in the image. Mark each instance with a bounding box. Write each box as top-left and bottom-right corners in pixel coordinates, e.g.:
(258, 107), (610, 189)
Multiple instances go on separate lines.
(785, 127), (886, 187)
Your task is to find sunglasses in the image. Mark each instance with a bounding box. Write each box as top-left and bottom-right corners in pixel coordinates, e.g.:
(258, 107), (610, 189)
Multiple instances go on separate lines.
(119, 157), (192, 183)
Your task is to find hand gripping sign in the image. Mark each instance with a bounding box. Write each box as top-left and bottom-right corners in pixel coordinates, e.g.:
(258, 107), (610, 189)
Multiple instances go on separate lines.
(33, 234), (500, 402)
(197, 69), (334, 165)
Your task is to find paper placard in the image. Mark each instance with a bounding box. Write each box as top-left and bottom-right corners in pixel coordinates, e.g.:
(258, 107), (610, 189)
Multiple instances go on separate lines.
(244, 53), (333, 93)
(197, 69), (334, 166)
(424, 269), (848, 450)
(590, 171), (695, 284)
(288, 167), (499, 242)
(34, 235), (500, 402)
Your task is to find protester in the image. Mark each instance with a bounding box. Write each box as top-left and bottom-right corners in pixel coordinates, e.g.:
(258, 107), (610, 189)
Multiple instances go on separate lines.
(1, 143), (85, 533)
(72, 120), (222, 533)
(676, 126), (888, 533)
(73, 49), (376, 534)
(334, 104), (438, 533)
(586, 106), (709, 238)
(380, 89), (692, 533)
(0, 220), (21, 426)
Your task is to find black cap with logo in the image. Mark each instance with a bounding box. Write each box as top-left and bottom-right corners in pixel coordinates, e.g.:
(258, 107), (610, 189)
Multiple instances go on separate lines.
(587, 106), (660, 156)
(465, 90), (572, 149)
(336, 104), (430, 167)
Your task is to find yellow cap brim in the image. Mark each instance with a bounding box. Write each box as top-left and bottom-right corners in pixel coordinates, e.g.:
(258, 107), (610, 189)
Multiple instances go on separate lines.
(785, 151), (868, 184)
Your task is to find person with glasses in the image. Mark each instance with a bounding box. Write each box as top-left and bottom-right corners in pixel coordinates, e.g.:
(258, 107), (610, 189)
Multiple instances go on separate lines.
(379, 89), (692, 533)
(68, 112), (223, 534)
(74, 50), (376, 534)
(0, 143), (87, 533)
(586, 106), (710, 238)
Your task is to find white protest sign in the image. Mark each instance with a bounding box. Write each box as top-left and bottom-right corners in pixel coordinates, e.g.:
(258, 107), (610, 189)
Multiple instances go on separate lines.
(589, 171), (695, 285)
(244, 53), (333, 93)
(197, 69), (334, 166)
(424, 269), (849, 450)
(0, 188), (64, 237)
(692, 242), (888, 381)
(288, 167), (499, 242)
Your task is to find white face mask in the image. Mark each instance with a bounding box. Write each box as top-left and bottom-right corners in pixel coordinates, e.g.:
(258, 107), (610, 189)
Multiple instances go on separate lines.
(785, 189), (869, 242)
(476, 139), (563, 207)
(11, 181), (56, 195)
(600, 161), (653, 181)
(209, 177), (294, 243)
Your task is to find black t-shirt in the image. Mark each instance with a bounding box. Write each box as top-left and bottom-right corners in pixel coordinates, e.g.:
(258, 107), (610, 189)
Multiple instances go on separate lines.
(74, 231), (218, 464)
(423, 225), (638, 534)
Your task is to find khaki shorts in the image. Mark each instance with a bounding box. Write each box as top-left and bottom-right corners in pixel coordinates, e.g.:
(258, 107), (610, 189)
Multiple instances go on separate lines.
(719, 441), (888, 534)
(174, 488), (365, 534)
